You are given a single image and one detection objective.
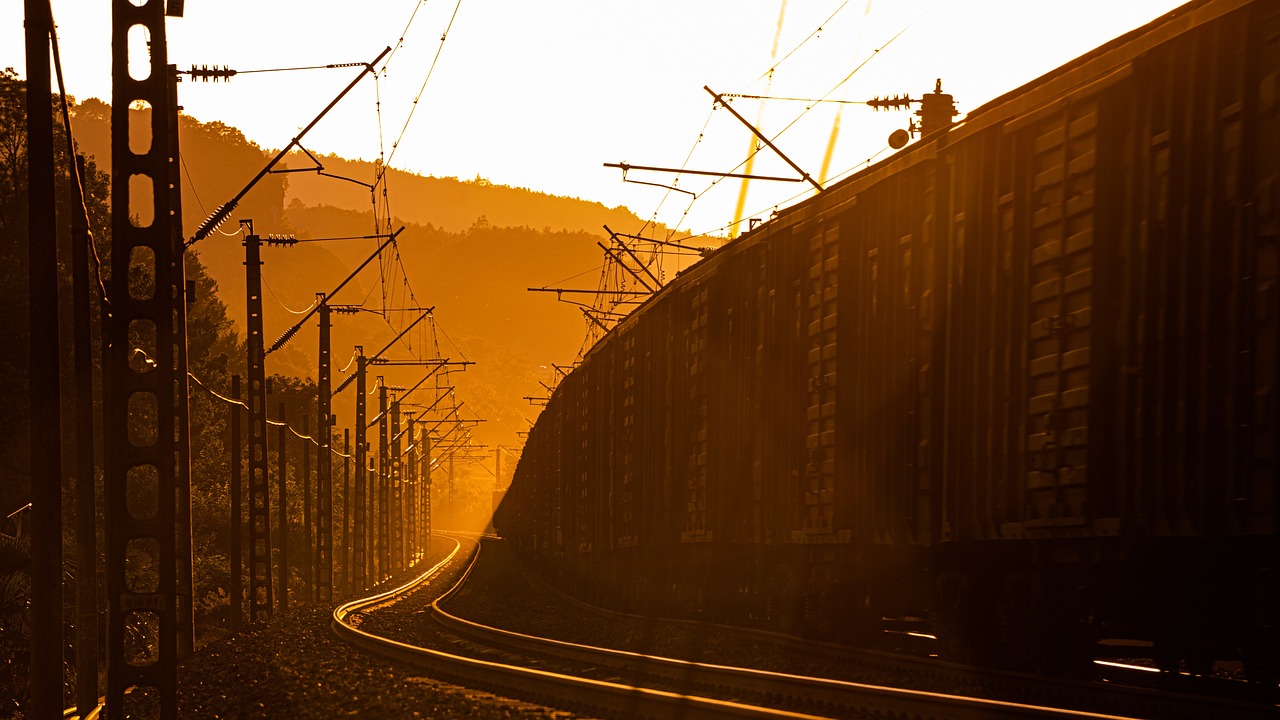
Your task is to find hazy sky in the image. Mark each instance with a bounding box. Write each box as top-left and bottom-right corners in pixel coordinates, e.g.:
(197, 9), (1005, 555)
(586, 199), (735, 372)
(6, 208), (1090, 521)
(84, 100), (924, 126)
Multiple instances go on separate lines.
(7, 0), (1186, 237)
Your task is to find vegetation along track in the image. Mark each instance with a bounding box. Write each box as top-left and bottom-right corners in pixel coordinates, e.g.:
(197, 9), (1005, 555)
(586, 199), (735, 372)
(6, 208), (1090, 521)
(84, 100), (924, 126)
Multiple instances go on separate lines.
(334, 534), (1271, 720)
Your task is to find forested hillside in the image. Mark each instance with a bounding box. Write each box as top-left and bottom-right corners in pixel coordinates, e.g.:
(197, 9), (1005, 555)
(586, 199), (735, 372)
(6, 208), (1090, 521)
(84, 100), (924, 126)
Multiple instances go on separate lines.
(66, 98), (681, 449)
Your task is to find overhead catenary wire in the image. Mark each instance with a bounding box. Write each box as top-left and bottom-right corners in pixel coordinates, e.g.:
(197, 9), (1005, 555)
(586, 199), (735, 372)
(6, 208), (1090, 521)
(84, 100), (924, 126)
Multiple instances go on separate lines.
(640, 0), (939, 245)
(744, 0), (856, 89)
(187, 45), (391, 247)
(336, 349), (359, 374)
(384, 0), (466, 169)
(731, 0), (790, 240)
(262, 277), (319, 315)
(636, 107), (716, 238)
(166, 352), (355, 459)
(364, 0), (480, 390)
(383, 0), (432, 73)
(670, 144), (892, 243)
(720, 93), (872, 105)
(48, 27), (110, 314)
(722, 0), (942, 173)
(171, 10), (482, 454)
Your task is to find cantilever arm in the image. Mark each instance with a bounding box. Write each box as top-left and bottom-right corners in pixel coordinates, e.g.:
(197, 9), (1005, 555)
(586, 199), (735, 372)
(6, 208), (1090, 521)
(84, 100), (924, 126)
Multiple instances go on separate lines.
(187, 46), (391, 247)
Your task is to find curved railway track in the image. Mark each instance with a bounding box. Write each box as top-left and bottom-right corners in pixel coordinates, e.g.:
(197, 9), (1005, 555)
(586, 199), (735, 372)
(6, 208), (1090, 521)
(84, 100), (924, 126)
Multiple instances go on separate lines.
(333, 534), (1277, 720)
(493, 549), (1279, 719)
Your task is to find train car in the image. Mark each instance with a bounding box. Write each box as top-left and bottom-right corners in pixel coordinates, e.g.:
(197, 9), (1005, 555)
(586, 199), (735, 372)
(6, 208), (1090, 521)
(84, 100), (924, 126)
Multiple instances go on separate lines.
(497, 0), (1280, 681)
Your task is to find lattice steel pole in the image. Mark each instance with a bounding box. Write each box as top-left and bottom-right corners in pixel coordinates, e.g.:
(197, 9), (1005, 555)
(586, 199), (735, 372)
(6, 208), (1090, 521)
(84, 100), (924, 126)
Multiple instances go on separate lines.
(71, 151), (100, 720)
(230, 375), (243, 628)
(169, 63), (195, 662)
(107, 0), (182, 714)
(391, 396), (402, 573)
(302, 413), (312, 601)
(407, 417), (416, 562)
(378, 381), (389, 581)
(316, 300), (333, 602)
(353, 350), (367, 590)
(423, 434), (432, 551)
(244, 226), (273, 621)
(277, 402), (288, 610)
(342, 429), (350, 595)
(368, 457), (377, 578)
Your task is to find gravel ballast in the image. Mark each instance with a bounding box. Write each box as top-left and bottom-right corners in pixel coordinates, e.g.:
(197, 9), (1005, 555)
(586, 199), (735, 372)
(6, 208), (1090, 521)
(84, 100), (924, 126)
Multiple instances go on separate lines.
(164, 539), (593, 719)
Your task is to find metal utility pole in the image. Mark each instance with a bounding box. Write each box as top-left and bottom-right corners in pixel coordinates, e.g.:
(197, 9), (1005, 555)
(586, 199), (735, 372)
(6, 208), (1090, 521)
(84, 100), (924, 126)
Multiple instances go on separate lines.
(316, 300), (334, 602)
(378, 381), (390, 581)
(49, 21), (101, 702)
(448, 455), (456, 525)
(25, 2), (63, 716)
(168, 63), (195, 663)
(68, 143), (100, 720)
(302, 414), (312, 601)
(106, 0), (185, 715)
(243, 223), (273, 621)
(230, 375), (243, 628)
(367, 457), (376, 580)
(406, 418), (416, 563)
(353, 350), (368, 590)
(390, 397), (403, 573)
(277, 402), (289, 611)
(422, 433), (432, 552)
(342, 429), (350, 595)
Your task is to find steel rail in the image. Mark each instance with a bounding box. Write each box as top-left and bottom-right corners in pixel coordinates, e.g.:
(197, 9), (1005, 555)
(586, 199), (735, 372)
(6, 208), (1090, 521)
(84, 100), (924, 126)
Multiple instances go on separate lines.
(333, 536), (462, 618)
(494, 544), (1275, 720)
(335, 536), (1145, 720)
(427, 547), (1146, 720)
(334, 535), (826, 719)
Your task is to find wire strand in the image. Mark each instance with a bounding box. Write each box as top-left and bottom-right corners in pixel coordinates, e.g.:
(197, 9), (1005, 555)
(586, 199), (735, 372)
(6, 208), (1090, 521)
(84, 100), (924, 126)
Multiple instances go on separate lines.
(383, 0), (431, 73)
(385, 0), (465, 168)
(168, 352), (356, 458)
(262, 276), (318, 315)
(650, 0), (936, 238)
(746, 0), (854, 89)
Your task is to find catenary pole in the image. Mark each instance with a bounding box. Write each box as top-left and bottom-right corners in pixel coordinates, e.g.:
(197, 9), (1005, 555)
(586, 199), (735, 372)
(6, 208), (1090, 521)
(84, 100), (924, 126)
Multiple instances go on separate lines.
(230, 375), (243, 628)
(25, 2), (63, 715)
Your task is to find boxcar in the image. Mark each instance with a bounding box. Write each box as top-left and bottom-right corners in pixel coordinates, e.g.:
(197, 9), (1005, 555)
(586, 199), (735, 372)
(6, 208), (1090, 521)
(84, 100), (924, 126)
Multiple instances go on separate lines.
(497, 0), (1280, 680)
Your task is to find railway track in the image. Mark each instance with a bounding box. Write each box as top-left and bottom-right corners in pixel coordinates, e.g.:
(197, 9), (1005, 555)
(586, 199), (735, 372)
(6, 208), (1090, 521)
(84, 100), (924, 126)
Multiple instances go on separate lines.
(333, 534), (1276, 720)
(496, 551), (1279, 719)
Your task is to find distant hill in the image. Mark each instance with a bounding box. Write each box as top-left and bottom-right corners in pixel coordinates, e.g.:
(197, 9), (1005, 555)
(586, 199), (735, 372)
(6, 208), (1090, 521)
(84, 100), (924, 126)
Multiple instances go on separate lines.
(281, 151), (656, 236)
(66, 100), (692, 450)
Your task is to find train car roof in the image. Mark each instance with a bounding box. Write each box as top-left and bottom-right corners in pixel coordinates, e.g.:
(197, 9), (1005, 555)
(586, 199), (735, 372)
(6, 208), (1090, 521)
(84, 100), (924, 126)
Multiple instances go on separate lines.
(572, 0), (1245, 369)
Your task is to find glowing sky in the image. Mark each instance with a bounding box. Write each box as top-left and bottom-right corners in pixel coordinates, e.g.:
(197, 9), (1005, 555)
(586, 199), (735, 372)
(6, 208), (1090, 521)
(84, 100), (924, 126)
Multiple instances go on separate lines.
(6, 0), (1187, 236)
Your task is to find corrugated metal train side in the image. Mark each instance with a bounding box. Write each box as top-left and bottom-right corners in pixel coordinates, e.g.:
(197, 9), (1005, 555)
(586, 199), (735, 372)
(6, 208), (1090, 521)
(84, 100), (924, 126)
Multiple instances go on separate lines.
(496, 0), (1280, 680)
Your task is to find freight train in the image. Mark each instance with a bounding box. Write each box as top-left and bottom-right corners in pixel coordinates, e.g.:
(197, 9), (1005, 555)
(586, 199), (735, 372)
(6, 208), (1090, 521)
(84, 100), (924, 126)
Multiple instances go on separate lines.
(496, 0), (1280, 681)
